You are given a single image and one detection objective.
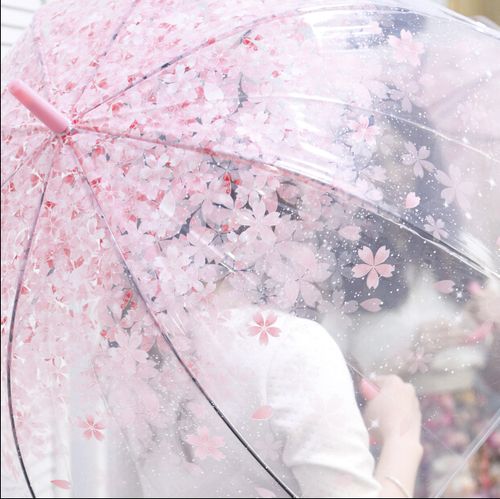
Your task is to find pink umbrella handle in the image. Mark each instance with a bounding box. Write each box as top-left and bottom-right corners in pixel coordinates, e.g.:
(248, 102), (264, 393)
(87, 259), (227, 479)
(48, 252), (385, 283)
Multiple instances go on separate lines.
(360, 378), (381, 401)
(8, 79), (70, 134)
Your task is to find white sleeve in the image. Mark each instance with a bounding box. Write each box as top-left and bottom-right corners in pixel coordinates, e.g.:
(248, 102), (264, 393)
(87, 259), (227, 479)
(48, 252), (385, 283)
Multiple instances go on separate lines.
(266, 318), (381, 498)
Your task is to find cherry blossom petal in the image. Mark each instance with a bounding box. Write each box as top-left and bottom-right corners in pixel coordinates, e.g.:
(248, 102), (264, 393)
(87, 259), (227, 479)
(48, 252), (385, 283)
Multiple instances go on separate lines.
(360, 298), (383, 312)
(51, 480), (71, 490)
(358, 246), (374, 265)
(251, 405), (273, 421)
(375, 263), (395, 278)
(352, 263), (372, 278)
(405, 192), (420, 209)
(259, 333), (269, 346)
(266, 327), (281, 338)
(264, 311), (278, 326)
(374, 246), (390, 265)
(248, 326), (262, 336)
(366, 269), (380, 289)
(253, 312), (265, 326)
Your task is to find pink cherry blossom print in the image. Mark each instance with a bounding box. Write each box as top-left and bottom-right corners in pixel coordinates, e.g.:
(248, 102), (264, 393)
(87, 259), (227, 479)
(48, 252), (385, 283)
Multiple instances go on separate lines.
(338, 225), (361, 241)
(266, 241), (331, 308)
(248, 311), (281, 346)
(406, 347), (433, 375)
(402, 142), (435, 177)
(77, 416), (105, 441)
(405, 192), (420, 209)
(185, 427), (225, 461)
(251, 405), (273, 421)
(388, 29), (424, 66)
(352, 246), (395, 289)
(111, 331), (149, 374)
(238, 200), (281, 244)
(435, 165), (474, 211)
(348, 116), (379, 145)
(51, 480), (71, 490)
(424, 216), (449, 240)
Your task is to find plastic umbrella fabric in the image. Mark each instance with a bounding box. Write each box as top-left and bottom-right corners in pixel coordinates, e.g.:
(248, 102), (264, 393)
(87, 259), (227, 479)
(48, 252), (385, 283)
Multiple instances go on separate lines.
(1, 0), (499, 497)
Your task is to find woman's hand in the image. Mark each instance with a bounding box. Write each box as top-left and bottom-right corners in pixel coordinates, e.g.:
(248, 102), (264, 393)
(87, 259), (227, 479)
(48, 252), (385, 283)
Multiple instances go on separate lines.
(361, 375), (424, 497)
(361, 375), (422, 446)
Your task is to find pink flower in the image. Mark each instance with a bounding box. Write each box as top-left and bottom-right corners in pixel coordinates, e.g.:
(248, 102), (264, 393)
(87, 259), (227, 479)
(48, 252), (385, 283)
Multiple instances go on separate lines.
(267, 242), (331, 308)
(388, 29), (424, 67)
(238, 201), (280, 244)
(235, 107), (269, 143)
(401, 142), (435, 177)
(77, 416), (105, 441)
(185, 426), (225, 461)
(352, 246), (395, 289)
(424, 216), (448, 240)
(248, 311), (281, 346)
(435, 165), (474, 211)
(112, 331), (149, 374)
(348, 116), (379, 145)
(406, 347), (433, 374)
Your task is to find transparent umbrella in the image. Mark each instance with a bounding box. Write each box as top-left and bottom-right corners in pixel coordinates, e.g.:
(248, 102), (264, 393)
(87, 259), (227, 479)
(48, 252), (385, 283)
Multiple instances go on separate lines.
(1, 0), (499, 497)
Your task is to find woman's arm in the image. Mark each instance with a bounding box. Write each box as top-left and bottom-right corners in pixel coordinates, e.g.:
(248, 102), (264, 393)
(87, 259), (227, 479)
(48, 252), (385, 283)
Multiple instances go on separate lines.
(375, 437), (424, 498)
(266, 319), (381, 498)
(266, 317), (423, 498)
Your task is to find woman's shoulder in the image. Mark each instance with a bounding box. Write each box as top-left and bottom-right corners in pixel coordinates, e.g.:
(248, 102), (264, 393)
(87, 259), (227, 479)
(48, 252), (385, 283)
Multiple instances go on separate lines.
(225, 305), (345, 363)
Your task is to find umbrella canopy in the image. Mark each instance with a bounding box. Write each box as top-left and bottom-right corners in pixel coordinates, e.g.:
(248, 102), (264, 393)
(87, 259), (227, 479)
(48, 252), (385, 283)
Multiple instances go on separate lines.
(1, 0), (499, 497)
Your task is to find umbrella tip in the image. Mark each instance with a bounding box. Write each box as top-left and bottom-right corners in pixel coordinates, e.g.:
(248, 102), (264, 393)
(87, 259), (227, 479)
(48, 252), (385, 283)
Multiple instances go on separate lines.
(8, 79), (70, 134)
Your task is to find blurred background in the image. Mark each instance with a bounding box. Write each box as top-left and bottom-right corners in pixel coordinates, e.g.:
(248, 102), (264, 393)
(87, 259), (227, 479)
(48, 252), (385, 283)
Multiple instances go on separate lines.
(1, 0), (499, 61)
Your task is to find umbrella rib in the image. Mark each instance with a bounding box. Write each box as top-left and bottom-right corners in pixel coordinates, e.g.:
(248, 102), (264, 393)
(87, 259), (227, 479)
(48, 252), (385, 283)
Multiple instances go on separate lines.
(5, 145), (57, 499)
(64, 138), (298, 499)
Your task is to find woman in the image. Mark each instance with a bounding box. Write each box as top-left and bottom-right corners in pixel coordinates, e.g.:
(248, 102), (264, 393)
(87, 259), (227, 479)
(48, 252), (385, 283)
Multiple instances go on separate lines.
(133, 299), (423, 498)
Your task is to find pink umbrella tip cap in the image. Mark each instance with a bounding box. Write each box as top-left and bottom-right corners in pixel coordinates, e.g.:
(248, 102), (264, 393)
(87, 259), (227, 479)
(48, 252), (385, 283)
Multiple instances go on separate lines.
(8, 79), (70, 134)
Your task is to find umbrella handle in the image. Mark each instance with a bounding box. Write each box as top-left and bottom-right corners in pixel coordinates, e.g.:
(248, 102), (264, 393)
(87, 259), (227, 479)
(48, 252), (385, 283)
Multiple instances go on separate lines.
(360, 377), (381, 401)
(8, 79), (70, 134)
